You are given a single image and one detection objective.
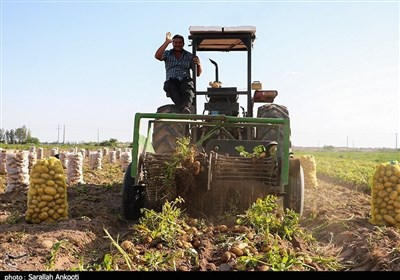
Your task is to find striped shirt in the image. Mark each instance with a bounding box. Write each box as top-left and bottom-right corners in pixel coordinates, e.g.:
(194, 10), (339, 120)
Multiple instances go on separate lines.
(162, 49), (194, 81)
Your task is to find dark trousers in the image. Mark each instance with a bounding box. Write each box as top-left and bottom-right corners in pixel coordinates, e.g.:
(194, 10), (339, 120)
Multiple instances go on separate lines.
(163, 78), (195, 110)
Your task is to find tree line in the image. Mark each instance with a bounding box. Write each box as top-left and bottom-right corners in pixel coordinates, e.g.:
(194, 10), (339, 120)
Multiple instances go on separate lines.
(0, 125), (40, 144)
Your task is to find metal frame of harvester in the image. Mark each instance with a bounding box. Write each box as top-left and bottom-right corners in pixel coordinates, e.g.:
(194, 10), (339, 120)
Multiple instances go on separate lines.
(122, 26), (304, 220)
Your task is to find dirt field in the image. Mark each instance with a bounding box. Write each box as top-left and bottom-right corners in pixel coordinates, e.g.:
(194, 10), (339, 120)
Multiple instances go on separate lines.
(0, 161), (399, 272)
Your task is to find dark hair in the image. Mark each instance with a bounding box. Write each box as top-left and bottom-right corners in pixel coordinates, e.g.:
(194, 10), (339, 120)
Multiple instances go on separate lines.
(172, 34), (184, 44)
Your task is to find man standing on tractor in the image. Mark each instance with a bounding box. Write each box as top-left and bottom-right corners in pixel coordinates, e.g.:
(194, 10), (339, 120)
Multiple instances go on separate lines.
(155, 32), (202, 114)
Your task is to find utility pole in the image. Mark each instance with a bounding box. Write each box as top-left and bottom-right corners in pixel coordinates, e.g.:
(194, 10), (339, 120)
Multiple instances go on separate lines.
(62, 125), (66, 144)
(396, 133), (398, 149)
(57, 125), (60, 143)
(346, 136), (349, 149)
(97, 129), (99, 143)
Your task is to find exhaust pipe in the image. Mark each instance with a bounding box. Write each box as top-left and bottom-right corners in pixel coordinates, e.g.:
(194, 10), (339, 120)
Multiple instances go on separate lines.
(209, 58), (219, 82)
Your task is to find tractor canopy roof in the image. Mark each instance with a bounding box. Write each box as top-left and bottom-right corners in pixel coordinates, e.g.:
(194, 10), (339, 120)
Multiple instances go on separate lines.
(188, 26), (256, 52)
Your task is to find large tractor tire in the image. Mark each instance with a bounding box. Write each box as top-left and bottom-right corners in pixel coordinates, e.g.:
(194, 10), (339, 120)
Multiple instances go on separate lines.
(152, 104), (186, 154)
(283, 158), (305, 216)
(256, 104), (289, 142)
(122, 162), (146, 220)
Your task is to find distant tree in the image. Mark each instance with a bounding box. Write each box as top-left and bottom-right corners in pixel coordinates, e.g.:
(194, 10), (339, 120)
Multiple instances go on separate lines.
(100, 138), (119, 147)
(6, 129), (16, 144)
(0, 128), (5, 143)
(322, 145), (335, 151)
(25, 137), (40, 144)
(15, 125), (29, 143)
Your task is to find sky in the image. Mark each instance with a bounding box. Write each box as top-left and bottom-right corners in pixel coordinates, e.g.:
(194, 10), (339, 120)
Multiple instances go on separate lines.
(1, 0), (399, 148)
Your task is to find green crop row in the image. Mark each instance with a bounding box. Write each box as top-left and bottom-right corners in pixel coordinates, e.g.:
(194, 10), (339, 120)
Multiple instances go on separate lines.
(294, 149), (399, 190)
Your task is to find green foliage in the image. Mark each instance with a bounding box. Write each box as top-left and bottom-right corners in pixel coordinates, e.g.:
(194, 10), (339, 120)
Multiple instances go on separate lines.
(322, 145), (335, 151)
(5, 211), (22, 224)
(294, 149), (399, 190)
(162, 137), (195, 187)
(236, 144), (267, 158)
(236, 236), (303, 271)
(235, 196), (340, 271)
(103, 228), (133, 271)
(25, 137), (40, 144)
(236, 195), (301, 240)
(46, 240), (68, 270)
(99, 138), (118, 147)
(133, 197), (187, 245)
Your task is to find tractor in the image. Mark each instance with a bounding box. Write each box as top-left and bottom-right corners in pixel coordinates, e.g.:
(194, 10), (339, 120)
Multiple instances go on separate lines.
(122, 26), (304, 220)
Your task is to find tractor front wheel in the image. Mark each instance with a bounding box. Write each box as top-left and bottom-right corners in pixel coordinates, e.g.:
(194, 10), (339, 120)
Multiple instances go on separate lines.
(283, 158), (304, 216)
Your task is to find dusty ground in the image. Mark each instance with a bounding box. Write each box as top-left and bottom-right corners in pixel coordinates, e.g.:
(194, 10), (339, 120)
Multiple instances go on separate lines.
(0, 161), (400, 272)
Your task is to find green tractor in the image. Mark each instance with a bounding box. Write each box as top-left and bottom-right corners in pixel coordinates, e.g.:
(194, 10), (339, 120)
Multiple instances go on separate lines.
(122, 26), (304, 220)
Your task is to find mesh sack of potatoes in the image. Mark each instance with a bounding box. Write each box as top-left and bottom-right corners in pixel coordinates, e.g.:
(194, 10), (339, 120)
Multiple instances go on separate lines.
(0, 149), (7, 175)
(121, 151), (132, 172)
(67, 153), (85, 185)
(6, 150), (30, 192)
(299, 155), (318, 189)
(369, 161), (400, 227)
(25, 156), (68, 224)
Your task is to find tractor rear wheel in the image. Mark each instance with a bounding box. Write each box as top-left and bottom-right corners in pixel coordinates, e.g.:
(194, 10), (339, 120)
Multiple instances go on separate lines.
(283, 158), (304, 216)
(152, 104), (187, 154)
(122, 162), (146, 220)
(256, 104), (289, 142)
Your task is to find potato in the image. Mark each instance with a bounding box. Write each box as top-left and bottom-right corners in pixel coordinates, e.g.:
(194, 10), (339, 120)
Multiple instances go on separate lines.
(46, 180), (55, 187)
(193, 161), (201, 175)
(44, 186), (57, 196)
(40, 173), (51, 180)
(383, 214), (396, 225)
(386, 170), (393, 177)
(37, 201), (47, 208)
(57, 187), (65, 194)
(389, 191), (399, 200)
(378, 190), (388, 198)
(30, 199), (38, 206)
(41, 195), (53, 202)
(375, 183), (384, 190)
(55, 198), (64, 205)
(37, 187), (44, 196)
(39, 212), (49, 221)
(29, 188), (38, 196)
(389, 175), (399, 184)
